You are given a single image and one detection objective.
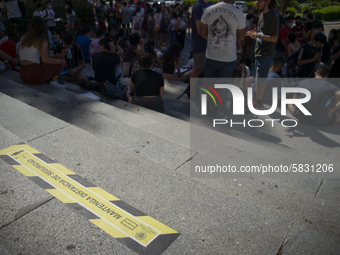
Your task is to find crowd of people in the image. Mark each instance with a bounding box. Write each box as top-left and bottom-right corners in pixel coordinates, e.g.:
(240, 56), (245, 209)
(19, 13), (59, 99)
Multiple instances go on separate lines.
(0, 0), (339, 124)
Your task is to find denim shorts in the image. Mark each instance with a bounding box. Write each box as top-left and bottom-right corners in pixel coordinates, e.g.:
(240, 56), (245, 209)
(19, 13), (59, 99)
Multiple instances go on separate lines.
(255, 55), (275, 79)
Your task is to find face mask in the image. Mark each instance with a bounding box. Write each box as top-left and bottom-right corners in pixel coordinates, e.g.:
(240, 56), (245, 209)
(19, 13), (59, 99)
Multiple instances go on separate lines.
(48, 5), (52, 9)
(295, 22), (301, 26)
(329, 34), (333, 39)
(312, 43), (316, 48)
(65, 6), (68, 9)
(161, 46), (167, 52)
(314, 29), (318, 35)
(275, 11), (279, 15)
(287, 23), (293, 28)
(183, 14), (186, 17)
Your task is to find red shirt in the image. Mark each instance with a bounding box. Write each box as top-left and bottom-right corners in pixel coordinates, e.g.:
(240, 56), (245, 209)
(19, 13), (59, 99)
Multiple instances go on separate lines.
(279, 25), (292, 53)
(293, 24), (307, 45)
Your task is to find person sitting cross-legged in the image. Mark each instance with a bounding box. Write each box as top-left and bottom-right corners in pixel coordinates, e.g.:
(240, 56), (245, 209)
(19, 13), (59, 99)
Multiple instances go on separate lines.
(127, 53), (164, 113)
(288, 65), (340, 125)
(54, 31), (88, 85)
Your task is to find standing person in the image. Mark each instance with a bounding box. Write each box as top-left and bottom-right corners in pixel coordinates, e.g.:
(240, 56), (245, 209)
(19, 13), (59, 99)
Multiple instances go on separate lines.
(154, 7), (162, 48)
(122, 2), (131, 39)
(292, 16), (306, 45)
(246, 0), (279, 109)
(190, 0), (210, 101)
(33, 3), (44, 18)
(175, 10), (187, 51)
(43, 0), (56, 33)
(18, 16), (66, 87)
(190, 0), (210, 79)
(200, 0), (246, 117)
(116, 0), (123, 32)
(0, 0), (28, 37)
(276, 15), (293, 60)
(132, 6), (142, 35)
(201, 0), (246, 78)
(169, 13), (177, 43)
(65, 8), (77, 42)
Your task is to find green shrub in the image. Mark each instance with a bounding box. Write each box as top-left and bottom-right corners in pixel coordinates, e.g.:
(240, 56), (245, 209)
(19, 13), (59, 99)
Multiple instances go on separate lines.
(285, 7), (297, 17)
(301, 4), (312, 13)
(246, 2), (256, 10)
(313, 6), (340, 21)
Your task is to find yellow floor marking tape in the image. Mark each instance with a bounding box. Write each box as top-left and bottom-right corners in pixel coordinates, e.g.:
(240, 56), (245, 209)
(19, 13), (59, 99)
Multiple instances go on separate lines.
(0, 144), (180, 255)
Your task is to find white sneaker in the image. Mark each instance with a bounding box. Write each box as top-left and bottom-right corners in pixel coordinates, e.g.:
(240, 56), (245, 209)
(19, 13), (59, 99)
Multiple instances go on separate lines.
(50, 81), (67, 88)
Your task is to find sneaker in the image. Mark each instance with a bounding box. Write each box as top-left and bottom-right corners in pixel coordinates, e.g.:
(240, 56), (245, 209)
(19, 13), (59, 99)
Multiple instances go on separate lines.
(253, 99), (264, 109)
(50, 81), (67, 88)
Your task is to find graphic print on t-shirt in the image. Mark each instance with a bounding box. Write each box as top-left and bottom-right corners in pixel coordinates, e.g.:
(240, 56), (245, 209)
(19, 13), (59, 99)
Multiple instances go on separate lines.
(209, 15), (231, 45)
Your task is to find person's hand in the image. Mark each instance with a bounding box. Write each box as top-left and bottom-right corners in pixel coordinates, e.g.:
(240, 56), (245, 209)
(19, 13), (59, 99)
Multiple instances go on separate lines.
(60, 59), (67, 68)
(328, 108), (335, 119)
(140, 38), (144, 45)
(11, 58), (18, 65)
(246, 30), (257, 39)
(313, 52), (321, 61)
(61, 49), (68, 56)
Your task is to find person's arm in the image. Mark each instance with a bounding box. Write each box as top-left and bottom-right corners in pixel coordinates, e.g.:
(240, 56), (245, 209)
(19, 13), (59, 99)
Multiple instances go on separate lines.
(175, 59), (181, 76)
(159, 86), (164, 99)
(331, 49), (340, 62)
(40, 40), (66, 65)
(196, 19), (207, 40)
(297, 51), (320, 66)
(287, 45), (293, 58)
(237, 27), (246, 49)
(328, 91), (340, 117)
(246, 18), (278, 43)
(0, 50), (18, 65)
(200, 22), (208, 40)
(127, 81), (135, 102)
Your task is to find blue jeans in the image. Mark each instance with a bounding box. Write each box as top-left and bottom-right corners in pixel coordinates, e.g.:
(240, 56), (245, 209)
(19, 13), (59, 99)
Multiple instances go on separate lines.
(204, 58), (236, 78)
(255, 55), (275, 79)
(204, 58), (236, 116)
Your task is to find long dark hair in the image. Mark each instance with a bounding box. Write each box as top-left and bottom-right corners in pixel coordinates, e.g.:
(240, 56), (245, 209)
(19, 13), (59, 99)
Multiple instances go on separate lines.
(20, 16), (48, 49)
(329, 29), (339, 48)
(161, 42), (181, 65)
(133, 6), (141, 17)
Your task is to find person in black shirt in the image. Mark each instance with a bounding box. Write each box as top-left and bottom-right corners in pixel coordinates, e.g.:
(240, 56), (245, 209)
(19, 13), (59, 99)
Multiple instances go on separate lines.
(92, 38), (120, 85)
(297, 33), (327, 78)
(128, 53), (164, 113)
(54, 32), (88, 85)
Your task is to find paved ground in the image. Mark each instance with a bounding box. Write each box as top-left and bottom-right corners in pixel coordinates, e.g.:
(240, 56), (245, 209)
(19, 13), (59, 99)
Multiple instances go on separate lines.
(0, 20), (340, 255)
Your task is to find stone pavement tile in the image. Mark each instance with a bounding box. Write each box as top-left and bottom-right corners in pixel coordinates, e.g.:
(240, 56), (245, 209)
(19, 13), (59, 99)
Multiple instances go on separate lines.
(315, 178), (340, 203)
(0, 199), (135, 255)
(0, 93), (69, 142)
(0, 242), (12, 255)
(281, 223), (340, 255)
(0, 125), (22, 150)
(0, 160), (53, 228)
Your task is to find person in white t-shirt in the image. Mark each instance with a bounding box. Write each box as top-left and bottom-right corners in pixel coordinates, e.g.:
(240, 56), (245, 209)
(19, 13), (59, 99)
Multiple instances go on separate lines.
(200, 0), (246, 117)
(33, 3), (44, 19)
(200, 0), (246, 78)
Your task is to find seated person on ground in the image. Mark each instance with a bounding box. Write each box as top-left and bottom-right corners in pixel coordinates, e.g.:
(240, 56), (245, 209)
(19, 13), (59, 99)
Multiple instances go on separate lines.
(92, 38), (120, 85)
(0, 30), (18, 70)
(19, 16), (67, 87)
(288, 66), (340, 125)
(54, 31), (88, 85)
(264, 57), (286, 103)
(127, 53), (164, 113)
(76, 26), (93, 63)
(122, 32), (144, 76)
(161, 42), (192, 83)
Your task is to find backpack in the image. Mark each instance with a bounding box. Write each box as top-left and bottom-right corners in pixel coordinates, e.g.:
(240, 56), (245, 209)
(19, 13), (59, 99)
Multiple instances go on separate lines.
(286, 48), (301, 77)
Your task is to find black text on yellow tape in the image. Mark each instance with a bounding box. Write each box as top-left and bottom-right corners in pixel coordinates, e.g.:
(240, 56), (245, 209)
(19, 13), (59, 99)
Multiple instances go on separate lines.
(0, 144), (180, 255)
